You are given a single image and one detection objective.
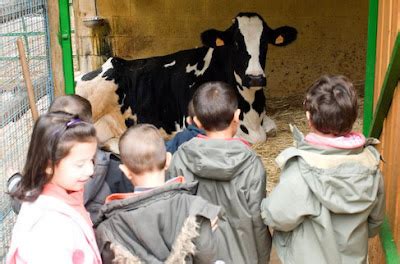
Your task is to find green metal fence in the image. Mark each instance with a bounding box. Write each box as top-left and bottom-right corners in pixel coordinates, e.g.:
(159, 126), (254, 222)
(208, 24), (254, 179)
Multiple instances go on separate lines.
(0, 0), (53, 262)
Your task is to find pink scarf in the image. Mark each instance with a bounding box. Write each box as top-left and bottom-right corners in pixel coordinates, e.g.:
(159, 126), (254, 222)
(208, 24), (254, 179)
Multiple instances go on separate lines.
(305, 131), (366, 149)
(42, 183), (93, 227)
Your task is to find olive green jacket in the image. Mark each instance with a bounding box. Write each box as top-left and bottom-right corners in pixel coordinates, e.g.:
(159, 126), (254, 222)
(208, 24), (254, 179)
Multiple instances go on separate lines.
(167, 137), (271, 264)
(261, 126), (385, 264)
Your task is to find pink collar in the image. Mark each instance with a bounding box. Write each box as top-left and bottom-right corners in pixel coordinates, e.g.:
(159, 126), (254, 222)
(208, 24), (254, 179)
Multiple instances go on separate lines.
(197, 134), (251, 146)
(305, 132), (366, 149)
(42, 183), (92, 226)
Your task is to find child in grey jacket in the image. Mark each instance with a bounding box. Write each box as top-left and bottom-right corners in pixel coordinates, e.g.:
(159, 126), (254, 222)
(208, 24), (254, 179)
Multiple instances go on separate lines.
(261, 75), (385, 264)
(95, 124), (226, 264)
(167, 81), (271, 264)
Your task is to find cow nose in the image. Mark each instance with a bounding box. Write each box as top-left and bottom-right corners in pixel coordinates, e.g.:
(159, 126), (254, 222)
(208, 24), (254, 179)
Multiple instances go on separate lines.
(246, 75), (266, 87)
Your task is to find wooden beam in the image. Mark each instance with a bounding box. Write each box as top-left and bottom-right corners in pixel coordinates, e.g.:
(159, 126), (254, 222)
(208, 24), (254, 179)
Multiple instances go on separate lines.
(48, 0), (65, 96)
(369, 33), (400, 138)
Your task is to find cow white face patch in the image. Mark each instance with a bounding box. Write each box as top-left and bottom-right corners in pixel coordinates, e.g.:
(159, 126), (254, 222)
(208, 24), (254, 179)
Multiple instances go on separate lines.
(186, 48), (214, 76)
(236, 109), (266, 143)
(237, 16), (264, 77)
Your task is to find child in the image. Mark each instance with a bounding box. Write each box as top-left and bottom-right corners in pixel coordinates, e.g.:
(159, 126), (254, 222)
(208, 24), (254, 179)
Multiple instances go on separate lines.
(94, 124), (227, 263)
(7, 112), (102, 263)
(165, 99), (205, 154)
(7, 95), (134, 220)
(260, 75), (385, 264)
(167, 81), (271, 264)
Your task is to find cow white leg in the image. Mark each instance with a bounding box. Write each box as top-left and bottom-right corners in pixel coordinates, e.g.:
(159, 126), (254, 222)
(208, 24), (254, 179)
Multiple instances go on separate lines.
(94, 110), (128, 154)
(262, 115), (277, 137)
(102, 138), (120, 154)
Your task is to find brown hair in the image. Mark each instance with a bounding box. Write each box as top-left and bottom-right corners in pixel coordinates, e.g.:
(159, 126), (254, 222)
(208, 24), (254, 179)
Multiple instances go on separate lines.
(304, 75), (358, 136)
(187, 100), (195, 118)
(192, 81), (238, 131)
(11, 112), (97, 201)
(49, 95), (93, 123)
(119, 124), (166, 175)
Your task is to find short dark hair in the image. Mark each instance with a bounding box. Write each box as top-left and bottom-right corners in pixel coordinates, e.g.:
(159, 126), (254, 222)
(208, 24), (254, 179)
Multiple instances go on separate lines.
(192, 81), (238, 131)
(119, 124), (166, 175)
(304, 75), (358, 136)
(49, 95), (93, 123)
(187, 100), (195, 118)
(11, 112), (96, 202)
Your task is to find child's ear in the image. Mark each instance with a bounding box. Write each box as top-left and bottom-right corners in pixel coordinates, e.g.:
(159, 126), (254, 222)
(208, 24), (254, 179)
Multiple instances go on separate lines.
(306, 111), (313, 128)
(186, 116), (193, 125)
(306, 111), (311, 121)
(119, 164), (132, 180)
(233, 109), (241, 123)
(193, 116), (204, 129)
(164, 152), (172, 170)
(45, 166), (53, 176)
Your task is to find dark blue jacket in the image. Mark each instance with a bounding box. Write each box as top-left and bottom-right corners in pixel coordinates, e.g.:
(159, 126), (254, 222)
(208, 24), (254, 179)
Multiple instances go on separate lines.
(165, 124), (205, 154)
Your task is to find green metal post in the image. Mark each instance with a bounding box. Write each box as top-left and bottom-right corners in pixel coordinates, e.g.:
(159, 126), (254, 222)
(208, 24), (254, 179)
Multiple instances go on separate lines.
(380, 217), (400, 264)
(59, 0), (75, 94)
(363, 0), (379, 135)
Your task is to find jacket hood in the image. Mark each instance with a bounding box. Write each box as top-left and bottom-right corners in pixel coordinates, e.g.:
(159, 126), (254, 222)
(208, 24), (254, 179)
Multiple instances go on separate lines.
(278, 125), (381, 214)
(176, 137), (256, 181)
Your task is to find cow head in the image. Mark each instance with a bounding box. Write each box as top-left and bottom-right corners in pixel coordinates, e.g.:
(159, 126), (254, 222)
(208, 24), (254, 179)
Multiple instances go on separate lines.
(201, 13), (297, 143)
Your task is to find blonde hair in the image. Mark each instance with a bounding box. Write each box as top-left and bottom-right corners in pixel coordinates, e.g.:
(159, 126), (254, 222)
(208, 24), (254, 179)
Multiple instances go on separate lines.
(119, 124), (166, 175)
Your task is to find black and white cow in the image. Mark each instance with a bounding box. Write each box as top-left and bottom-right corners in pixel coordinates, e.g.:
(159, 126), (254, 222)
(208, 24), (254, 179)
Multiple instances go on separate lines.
(76, 12), (297, 150)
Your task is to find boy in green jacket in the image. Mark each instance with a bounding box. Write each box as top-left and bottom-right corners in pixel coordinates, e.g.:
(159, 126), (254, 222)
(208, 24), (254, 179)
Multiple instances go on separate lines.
(95, 124), (227, 263)
(168, 81), (271, 264)
(261, 75), (385, 264)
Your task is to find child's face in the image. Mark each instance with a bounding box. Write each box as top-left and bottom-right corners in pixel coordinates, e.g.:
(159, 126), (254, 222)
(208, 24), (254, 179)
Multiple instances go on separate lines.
(50, 140), (97, 192)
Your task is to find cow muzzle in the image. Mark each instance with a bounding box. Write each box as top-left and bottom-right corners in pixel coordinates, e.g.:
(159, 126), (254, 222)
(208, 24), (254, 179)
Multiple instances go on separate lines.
(244, 75), (266, 87)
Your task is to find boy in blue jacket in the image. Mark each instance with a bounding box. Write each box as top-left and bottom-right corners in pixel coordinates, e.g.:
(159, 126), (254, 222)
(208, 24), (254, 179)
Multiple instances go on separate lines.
(165, 99), (205, 154)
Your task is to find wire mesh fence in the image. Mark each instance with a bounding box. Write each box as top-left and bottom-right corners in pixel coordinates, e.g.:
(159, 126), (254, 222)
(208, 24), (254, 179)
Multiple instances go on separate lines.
(0, 0), (53, 261)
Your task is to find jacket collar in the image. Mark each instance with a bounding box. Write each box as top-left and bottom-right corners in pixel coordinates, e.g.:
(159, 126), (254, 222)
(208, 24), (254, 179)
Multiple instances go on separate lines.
(94, 180), (199, 226)
(290, 125), (364, 155)
(104, 176), (186, 203)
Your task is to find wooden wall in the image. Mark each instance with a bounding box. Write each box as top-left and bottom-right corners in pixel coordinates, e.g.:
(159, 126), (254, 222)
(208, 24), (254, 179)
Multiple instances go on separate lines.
(369, 0), (400, 262)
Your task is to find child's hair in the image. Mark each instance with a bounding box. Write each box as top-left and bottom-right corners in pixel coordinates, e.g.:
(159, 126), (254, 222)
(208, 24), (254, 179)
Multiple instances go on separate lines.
(192, 81), (238, 131)
(119, 124), (167, 175)
(304, 75), (358, 136)
(49, 95), (93, 122)
(11, 112), (97, 201)
(187, 100), (195, 118)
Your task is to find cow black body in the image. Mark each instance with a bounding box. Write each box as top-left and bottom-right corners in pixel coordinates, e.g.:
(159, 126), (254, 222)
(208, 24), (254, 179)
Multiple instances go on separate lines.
(76, 13), (297, 148)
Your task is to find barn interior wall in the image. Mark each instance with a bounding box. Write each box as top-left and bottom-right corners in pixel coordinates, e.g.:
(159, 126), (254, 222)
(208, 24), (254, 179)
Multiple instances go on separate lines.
(73, 0), (368, 97)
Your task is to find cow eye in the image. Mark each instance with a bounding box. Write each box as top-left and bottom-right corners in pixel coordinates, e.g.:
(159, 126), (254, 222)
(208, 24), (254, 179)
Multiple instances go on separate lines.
(234, 41), (239, 49)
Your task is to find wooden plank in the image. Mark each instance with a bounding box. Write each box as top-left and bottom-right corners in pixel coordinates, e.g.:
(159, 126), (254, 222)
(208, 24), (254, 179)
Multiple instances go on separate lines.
(48, 0), (65, 96)
(389, 87), (400, 250)
(369, 33), (400, 138)
(383, 102), (394, 229)
(374, 0), (385, 104)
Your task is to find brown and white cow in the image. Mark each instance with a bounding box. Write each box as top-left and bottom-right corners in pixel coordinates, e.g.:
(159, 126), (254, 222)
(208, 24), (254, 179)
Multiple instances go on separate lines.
(76, 13), (297, 151)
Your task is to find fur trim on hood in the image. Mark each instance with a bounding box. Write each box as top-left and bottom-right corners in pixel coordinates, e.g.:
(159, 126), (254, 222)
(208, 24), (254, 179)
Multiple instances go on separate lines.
(110, 216), (200, 263)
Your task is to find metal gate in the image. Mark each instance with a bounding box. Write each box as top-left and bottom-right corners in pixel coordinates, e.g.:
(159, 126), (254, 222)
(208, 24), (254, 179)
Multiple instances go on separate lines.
(0, 0), (53, 261)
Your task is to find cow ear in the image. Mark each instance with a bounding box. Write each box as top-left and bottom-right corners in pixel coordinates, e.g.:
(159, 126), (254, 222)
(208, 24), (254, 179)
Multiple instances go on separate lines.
(201, 29), (227, 48)
(269, 26), (297, 46)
